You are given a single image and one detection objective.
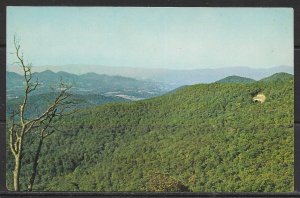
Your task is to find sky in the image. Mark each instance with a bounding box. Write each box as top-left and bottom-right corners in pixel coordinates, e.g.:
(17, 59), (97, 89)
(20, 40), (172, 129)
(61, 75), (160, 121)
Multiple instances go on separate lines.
(7, 7), (293, 70)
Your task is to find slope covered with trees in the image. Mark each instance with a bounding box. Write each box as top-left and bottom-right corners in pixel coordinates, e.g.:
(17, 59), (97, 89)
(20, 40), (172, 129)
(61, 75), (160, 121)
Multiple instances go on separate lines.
(259, 72), (293, 83)
(6, 74), (294, 192)
(6, 92), (130, 118)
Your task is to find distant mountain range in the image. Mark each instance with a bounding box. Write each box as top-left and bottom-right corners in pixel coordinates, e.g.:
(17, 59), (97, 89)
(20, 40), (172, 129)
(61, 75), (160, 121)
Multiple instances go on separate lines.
(6, 70), (170, 100)
(6, 68), (293, 100)
(7, 70), (293, 117)
(7, 65), (293, 87)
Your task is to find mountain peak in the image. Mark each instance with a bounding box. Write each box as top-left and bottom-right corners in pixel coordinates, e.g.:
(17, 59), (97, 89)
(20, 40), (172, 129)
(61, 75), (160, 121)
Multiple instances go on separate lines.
(37, 70), (56, 75)
(215, 76), (256, 84)
(260, 72), (293, 82)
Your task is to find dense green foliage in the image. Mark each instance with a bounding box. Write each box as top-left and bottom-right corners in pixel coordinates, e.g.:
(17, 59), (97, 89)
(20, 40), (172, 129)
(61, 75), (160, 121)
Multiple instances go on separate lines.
(6, 92), (129, 118)
(6, 73), (294, 192)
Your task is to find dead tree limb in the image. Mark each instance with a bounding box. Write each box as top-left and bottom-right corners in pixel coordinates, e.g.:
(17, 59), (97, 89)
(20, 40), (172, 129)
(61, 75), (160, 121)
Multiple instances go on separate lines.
(8, 36), (76, 191)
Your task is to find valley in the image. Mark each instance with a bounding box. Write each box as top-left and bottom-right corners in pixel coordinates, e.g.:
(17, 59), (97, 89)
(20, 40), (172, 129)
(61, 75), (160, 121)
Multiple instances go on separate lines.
(6, 70), (171, 101)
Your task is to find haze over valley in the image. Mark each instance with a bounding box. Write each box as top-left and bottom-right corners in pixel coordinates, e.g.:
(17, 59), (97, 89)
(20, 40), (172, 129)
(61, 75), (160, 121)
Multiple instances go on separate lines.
(7, 64), (293, 88)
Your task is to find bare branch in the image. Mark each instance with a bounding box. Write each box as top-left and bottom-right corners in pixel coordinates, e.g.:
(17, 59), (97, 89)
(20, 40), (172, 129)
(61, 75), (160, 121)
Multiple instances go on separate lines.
(10, 35), (76, 191)
(28, 78), (41, 94)
(9, 111), (18, 157)
(43, 121), (67, 138)
(24, 86), (73, 134)
(13, 36), (33, 126)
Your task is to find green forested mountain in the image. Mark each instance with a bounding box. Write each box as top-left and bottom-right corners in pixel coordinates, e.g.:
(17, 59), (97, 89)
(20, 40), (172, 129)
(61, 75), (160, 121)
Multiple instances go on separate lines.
(216, 76), (256, 84)
(6, 74), (294, 192)
(259, 72), (294, 83)
(6, 92), (130, 118)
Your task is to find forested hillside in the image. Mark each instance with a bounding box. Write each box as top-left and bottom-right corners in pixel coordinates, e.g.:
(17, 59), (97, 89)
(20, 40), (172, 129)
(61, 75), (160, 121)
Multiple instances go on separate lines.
(260, 73), (293, 83)
(6, 74), (294, 192)
(6, 92), (130, 118)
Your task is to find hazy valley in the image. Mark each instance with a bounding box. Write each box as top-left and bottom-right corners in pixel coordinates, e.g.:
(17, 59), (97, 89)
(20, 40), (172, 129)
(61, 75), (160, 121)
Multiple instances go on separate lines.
(7, 65), (293, 87)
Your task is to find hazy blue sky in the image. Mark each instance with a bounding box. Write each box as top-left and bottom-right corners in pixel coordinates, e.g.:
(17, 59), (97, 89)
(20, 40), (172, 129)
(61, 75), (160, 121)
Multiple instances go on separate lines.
(7, 7), (293, 70)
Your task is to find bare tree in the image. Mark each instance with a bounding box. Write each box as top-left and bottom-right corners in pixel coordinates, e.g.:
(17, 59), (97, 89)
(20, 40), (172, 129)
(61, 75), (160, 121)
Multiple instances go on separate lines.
(8, 36), (75, 191)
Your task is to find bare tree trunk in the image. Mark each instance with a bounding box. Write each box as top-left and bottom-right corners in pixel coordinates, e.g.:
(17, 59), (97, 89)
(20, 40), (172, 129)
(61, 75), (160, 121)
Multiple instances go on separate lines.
(13, 153), (21, 191)
(28, 137), (43, 191)
(12, 129), (24, 191)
